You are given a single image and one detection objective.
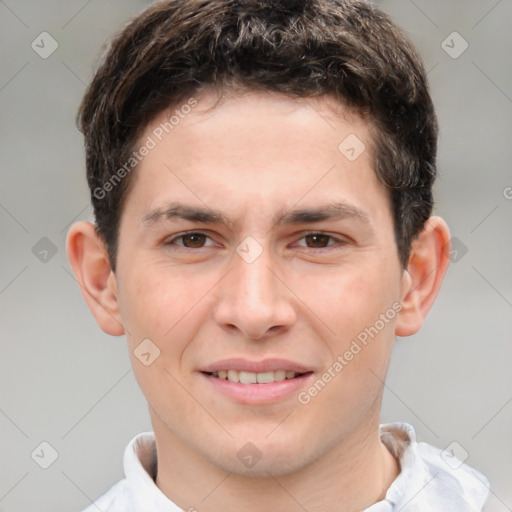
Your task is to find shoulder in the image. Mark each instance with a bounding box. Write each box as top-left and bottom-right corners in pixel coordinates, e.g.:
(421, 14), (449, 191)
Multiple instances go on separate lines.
(379, 423), (490, 511)
(416, 441), (490, 510)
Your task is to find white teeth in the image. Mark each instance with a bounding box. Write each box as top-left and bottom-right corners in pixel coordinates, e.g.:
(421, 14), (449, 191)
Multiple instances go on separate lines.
(227, 370), (239, 382)
(256, 371), (274, 384)
(239, 371), (257, 384)
(212, 369), (301, 384)
(274, 370), (286, 381)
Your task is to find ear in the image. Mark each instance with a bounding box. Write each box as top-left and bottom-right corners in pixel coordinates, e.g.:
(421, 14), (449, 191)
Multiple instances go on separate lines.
(395, 216), (451, 337)
(66, 221), (125, 336)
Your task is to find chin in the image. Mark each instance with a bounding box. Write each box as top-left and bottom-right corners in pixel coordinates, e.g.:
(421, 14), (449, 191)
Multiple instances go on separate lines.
(209, 433), (319, 478)
(216, 452), (313, 478)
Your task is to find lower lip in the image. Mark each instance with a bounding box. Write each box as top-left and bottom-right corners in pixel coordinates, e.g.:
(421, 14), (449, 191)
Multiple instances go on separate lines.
(201, 372), (314, 405)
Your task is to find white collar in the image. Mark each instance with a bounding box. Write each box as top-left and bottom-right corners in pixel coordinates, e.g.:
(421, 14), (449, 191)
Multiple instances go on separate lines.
(120, 423), (489, 511)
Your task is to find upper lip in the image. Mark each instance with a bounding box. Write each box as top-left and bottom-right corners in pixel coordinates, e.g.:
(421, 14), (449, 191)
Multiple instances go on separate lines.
(200, 358), (313, 374)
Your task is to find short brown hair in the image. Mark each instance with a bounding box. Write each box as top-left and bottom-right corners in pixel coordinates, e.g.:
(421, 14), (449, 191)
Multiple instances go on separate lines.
(77, 0), (438, 271)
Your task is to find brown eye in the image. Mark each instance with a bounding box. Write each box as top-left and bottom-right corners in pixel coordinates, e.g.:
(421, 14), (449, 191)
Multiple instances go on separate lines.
(179, 233), (207, 248)
(304, 233), (331, 248)
(166, 232), (213, 249)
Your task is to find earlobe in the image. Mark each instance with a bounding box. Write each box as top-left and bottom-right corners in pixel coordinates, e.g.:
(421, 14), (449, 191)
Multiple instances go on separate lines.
(66, 221), (125, 336)
(395, 216), (451, 337)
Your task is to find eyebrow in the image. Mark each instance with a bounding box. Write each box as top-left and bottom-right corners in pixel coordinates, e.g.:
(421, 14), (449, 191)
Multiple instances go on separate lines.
(141, 201), (371, 228)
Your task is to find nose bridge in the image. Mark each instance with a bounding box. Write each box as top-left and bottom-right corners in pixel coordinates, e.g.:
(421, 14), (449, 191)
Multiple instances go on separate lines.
(213, 239), (295, 339)
(232, 240), (280, 312)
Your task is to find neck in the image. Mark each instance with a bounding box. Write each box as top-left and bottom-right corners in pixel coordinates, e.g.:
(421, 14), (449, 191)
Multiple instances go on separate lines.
(151, 409), (399, 512)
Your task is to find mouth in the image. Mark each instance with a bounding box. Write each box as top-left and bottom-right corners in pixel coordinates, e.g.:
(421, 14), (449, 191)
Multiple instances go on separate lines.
(199, 359), (315, 404)
(203, 369), (312, 384)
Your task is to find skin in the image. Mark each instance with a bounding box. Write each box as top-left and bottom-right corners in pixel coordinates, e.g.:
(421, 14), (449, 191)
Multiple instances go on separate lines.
(67, 90), (450, 512)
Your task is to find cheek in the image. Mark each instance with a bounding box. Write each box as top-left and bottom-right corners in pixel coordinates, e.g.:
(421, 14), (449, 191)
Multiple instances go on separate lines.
(119, 267), (204, 409)
(306, 262), (399, 392)
(117, 264), (201, 347)
(314, 263), (398, 339)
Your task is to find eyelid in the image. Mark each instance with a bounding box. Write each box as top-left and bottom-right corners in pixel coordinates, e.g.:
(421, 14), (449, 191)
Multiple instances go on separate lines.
(292, 230), (349, 249)
(164, 230), (349, 250)
(165, 230), (217, 247)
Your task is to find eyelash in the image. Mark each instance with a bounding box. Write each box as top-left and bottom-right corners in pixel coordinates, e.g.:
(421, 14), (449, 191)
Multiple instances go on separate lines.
(164, 231), (348, 252)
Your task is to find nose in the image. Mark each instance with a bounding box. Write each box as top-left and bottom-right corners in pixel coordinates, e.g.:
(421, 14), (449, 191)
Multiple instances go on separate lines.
(212, 242), (297, 340)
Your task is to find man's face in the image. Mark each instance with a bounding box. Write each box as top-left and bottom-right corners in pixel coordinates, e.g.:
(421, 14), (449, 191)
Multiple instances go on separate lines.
(114, 91), (407, 475)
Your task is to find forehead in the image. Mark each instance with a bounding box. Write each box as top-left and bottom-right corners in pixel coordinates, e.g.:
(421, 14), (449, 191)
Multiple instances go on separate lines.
(123, 90), (389, 228)
(138, 89), (372, 166)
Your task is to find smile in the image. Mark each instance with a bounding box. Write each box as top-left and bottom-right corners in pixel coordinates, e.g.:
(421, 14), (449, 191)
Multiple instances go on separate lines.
(205, 369), (309, 384)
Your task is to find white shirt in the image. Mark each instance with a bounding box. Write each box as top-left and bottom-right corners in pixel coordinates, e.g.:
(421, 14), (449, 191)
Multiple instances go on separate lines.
(82, 423), (489, 511)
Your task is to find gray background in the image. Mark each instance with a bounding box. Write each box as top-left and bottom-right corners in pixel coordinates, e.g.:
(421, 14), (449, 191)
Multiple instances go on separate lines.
(0, 1), (511, 511)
